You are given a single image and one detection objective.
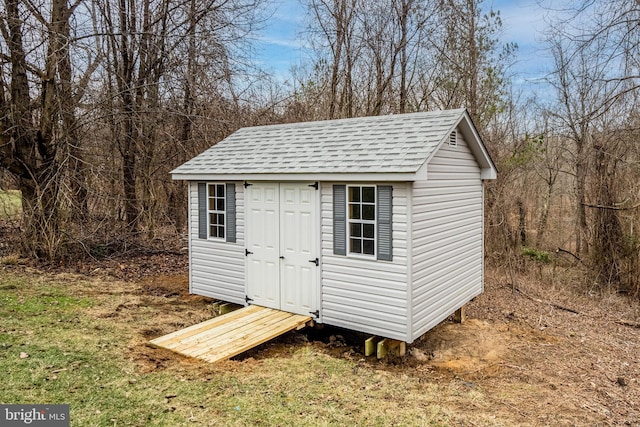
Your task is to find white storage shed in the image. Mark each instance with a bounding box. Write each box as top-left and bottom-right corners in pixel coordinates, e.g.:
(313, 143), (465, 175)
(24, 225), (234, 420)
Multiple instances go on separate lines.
(171, 109), (497, 343)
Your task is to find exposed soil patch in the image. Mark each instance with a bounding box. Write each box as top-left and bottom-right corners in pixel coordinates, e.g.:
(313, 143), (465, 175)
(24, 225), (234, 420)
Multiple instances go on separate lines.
(70, 253), (189, 281)
(415, 319), (509, 371)
(451, 271), (640, 426)
(139, 274), (190, 298)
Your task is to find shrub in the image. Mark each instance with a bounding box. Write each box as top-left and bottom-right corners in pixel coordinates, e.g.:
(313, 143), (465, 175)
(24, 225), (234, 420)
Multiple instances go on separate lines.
(522, 246), (552, 264)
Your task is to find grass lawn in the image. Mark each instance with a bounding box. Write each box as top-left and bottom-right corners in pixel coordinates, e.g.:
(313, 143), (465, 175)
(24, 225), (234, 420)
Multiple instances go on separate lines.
(0, 271), (455, 426)
(0, 190), (21, 220)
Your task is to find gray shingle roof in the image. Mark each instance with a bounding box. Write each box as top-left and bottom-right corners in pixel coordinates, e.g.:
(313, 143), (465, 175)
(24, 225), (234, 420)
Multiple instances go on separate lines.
(171, 109), (467, 176)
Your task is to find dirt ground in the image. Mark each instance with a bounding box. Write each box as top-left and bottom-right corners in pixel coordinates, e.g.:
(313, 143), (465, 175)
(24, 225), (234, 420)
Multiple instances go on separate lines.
(5, 251), (640, 426)
(470, 269), (639, 426)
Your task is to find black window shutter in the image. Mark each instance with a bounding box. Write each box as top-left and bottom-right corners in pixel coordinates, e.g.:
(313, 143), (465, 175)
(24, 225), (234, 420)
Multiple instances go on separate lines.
(333, 185), (347, 255)
(377, 185), (393, 261)
(198, 183), (207, 239)
(226, 183), (237, 243)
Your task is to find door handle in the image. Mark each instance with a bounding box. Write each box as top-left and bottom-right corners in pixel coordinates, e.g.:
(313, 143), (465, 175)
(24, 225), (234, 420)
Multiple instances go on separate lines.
(280, 256), (285, 259)
(308, 258), (319, 266)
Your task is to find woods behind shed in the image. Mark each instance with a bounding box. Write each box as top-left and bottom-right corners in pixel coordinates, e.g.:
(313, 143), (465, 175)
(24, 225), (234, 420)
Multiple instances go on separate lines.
(171, 109), (497, 343)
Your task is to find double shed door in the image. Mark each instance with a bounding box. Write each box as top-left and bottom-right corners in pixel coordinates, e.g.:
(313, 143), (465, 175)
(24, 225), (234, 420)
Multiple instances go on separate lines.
(245, 182), (319, 316)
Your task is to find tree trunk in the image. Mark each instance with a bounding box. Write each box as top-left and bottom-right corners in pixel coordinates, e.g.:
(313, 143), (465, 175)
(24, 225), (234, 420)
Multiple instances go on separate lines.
(466, 0), (478, 118)
(536, 176), (553, 246)
(398, 0), (409, 113)
(170, 0), (198, 232)
(591, 143), (623, 287)
(117, 0), (139, 232)
(517, 197), (527, 246)
(575, 140), (589, 255)
(327, 0), (344, 119)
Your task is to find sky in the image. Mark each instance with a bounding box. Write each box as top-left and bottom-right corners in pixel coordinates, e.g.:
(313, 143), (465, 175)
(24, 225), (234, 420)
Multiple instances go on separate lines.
(255, 0), (552, 91)
(491, 0), (551, 85)
(254, 1), (308, 80)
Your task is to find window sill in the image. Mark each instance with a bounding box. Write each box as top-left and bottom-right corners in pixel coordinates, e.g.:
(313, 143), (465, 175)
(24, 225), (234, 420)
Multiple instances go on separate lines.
(347, 252), (377, 261)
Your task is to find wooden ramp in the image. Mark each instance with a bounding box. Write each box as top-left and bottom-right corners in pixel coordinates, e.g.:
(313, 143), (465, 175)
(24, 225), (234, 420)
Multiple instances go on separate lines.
(149, 305), (312, 363)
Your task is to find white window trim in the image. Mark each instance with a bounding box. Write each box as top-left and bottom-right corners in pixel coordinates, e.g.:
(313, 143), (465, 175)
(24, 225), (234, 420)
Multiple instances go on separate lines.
(346, 184), (377, 258)
(207, 183), (226, 241)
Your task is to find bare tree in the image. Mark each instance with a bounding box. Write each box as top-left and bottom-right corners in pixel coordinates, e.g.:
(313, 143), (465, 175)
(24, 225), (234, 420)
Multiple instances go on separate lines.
(428, 0), (515, 127)
(94, 0), (264, 236)
(303, 0), (439, 118)
(0, 0), (98, 258)
(542, 0), (640, 291)
(305, 0), (359, 119)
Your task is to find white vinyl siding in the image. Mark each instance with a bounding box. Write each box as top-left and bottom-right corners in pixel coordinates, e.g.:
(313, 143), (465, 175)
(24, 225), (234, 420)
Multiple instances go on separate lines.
(189, 181), (245, 304)
(321, 182), (410, 341)
(410, 132), (484, 341)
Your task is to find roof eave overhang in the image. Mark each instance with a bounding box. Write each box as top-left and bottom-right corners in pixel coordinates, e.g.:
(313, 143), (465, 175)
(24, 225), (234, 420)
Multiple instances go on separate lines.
(415, 162), (495, 181)
(171, 172), (419, 182)
(481, 168), (497, 180)
(458, 111), (498, 179)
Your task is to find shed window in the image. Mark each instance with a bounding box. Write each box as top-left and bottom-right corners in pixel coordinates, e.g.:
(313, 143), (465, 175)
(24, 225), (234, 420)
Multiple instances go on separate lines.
(348, 185), (376, 256)
(198, 182), (236, 242)
(208, 184), (226, 239)
(333, 185), (392, 260)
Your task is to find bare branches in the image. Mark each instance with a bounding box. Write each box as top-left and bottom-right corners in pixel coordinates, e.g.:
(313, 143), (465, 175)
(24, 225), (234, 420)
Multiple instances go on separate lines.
(582, 202), (640, 211)
(537, 0), (640, 294)
(300, 0), (513, 122)
(0, 0), (269, 259)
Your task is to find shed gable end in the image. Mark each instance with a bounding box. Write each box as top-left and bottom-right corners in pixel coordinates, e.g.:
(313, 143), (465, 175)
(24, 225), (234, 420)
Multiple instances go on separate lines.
(411, 131), (484, 341)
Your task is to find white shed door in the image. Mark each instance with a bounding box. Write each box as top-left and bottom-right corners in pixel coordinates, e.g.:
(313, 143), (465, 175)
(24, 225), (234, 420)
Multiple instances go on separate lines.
(246, 182), (318, 316)
(245, 183), (280, 308)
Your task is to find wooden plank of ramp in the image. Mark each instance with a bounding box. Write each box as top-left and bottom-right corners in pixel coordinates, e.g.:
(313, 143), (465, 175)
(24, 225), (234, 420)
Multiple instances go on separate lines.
(149, 305), (311, 363)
